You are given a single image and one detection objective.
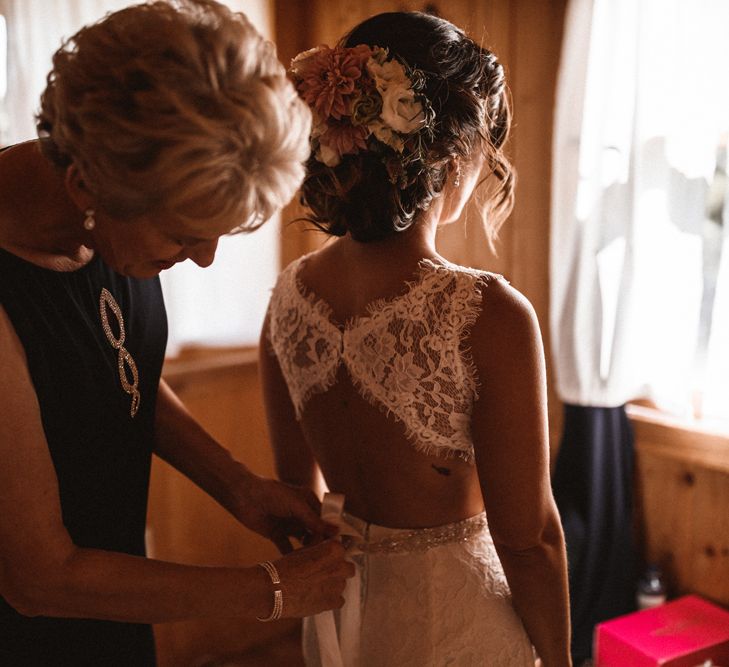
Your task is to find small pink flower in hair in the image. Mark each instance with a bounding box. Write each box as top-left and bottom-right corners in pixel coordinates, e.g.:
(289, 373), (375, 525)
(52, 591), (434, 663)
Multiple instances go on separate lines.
(316, 122), (369, 167)
(292, 44), (374, 121)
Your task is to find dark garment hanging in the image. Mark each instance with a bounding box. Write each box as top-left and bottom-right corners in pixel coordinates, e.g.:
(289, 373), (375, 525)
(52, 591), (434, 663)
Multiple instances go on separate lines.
(552, 403), (638, 663)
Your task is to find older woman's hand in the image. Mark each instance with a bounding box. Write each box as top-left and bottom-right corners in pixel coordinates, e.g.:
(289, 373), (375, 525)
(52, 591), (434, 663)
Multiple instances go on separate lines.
(267, 539), (355, 618)
(232, 474), (338, 554)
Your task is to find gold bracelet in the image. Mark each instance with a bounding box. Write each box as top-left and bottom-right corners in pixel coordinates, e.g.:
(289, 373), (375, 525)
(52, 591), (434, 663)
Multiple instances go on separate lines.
(256, 560), (283, 622)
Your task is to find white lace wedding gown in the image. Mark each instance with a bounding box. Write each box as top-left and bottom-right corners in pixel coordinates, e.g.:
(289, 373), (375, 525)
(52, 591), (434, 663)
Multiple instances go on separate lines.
(266, 254), (535, 666)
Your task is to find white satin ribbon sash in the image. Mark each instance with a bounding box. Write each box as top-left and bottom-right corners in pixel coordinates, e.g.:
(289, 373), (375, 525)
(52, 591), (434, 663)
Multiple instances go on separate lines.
(313, 493), (364, 667)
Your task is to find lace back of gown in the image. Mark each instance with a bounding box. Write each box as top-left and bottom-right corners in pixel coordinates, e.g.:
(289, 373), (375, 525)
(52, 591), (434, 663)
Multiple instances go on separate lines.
(266, 255), (501, 462)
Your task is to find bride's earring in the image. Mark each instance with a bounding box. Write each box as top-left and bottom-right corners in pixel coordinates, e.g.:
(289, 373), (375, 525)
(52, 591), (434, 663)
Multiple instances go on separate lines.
(454, 163), (461, 188)
(83, 208), (96, 231)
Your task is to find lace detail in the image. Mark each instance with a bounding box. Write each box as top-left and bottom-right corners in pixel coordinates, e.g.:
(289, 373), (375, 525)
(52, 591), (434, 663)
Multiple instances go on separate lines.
(267, 261), (342, 411)
(267, 254), (500, 462)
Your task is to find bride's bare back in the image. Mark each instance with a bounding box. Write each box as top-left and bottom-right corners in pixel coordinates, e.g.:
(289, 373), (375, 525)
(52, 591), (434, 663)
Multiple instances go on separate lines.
(300, 370), (482, 527)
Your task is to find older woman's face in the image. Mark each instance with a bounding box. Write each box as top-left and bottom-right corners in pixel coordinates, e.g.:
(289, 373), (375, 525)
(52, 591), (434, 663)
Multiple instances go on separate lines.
(64, 164), (233, 278)
(90, 210), (229, 278)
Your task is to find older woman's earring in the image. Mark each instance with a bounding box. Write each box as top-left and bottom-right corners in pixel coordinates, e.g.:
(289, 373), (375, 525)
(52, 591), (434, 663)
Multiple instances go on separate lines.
(83, 209), (96, 231)
(454, 164), (461, 188)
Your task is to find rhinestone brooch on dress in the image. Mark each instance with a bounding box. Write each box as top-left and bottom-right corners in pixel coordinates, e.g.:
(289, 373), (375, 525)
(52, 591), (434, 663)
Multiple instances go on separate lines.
(99, 288), (141, 417)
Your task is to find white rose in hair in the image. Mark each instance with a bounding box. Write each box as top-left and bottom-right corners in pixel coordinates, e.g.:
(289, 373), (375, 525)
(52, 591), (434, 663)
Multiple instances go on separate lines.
(379, 85), (425, 135)
(369, 119), (405, 152)
(367, 58), (409, 93)
(366, 56), (426, 135)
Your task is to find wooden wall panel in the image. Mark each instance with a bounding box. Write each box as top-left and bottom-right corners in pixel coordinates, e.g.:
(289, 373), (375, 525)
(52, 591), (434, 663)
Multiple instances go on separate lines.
(631, 409), (729, 606)
(508, 0), (567, 452)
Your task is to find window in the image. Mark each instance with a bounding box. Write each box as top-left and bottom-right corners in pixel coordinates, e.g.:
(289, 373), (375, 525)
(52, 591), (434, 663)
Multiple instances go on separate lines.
(0, 13), (7, 141)
(551, 0), (729, 427)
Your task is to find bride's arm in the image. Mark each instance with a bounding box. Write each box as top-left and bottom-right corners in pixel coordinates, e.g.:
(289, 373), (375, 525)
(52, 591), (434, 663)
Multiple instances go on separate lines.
(259, 312), (326, 498)
(469, 278), (572, 667)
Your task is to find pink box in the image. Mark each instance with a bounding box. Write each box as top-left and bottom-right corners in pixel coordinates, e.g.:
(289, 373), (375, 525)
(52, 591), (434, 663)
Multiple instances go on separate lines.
(595, 595), (729, 666)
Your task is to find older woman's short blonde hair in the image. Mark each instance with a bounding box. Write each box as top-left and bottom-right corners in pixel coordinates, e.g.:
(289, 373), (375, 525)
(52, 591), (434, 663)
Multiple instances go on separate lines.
(37, 0), (311, 231)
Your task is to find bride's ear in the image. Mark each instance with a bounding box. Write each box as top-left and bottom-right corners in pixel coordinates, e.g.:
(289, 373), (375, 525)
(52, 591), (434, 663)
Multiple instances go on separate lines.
(445, 157), (461, 189)
(64, 163), (94, 211)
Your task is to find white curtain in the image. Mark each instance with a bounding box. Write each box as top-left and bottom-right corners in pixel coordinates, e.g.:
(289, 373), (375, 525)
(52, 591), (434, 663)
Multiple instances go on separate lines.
(551, 0), (729, 421)
(704, 189), (729, 420)
(0, 0), (279, 354)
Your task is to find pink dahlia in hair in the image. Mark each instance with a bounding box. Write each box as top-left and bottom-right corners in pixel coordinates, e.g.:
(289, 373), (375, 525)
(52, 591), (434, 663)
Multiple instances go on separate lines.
(316, 122), (369, 167)
(291, 44), (374, 120)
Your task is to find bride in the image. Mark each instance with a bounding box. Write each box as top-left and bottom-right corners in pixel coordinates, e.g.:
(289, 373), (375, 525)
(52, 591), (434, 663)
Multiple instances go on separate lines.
(260, 11), (571, 666)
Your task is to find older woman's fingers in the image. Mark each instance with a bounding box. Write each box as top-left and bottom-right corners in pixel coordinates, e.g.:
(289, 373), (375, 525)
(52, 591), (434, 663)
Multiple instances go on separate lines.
(272, 531), (294, 555)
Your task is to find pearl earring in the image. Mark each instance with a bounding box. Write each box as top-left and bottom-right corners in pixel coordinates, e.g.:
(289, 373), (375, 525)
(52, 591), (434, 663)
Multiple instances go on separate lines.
(454, 164), (461, 188)
(83, 208), (96, 231)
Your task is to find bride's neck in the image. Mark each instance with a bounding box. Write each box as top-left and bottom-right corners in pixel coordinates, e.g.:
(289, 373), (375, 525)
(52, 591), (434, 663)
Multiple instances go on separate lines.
(337, 205), (441, 265)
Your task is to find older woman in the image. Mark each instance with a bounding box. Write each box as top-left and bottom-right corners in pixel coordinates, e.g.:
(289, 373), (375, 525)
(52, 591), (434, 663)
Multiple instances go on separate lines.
(0, 1), (352, 664)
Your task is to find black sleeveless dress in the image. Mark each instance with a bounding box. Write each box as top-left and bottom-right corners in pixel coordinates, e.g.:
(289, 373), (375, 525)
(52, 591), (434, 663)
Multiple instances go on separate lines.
(0, 247), (167, 666)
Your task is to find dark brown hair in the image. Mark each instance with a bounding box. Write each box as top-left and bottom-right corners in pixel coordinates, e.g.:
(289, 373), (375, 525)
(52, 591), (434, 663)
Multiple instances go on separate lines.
(300, 11), (513, 243)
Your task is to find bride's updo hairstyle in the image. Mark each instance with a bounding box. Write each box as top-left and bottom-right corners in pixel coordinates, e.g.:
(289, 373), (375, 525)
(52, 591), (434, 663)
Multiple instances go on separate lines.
(296, 11), (512, 243)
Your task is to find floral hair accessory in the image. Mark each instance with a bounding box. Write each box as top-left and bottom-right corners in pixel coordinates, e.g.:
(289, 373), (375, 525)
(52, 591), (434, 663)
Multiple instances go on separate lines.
(290, 44), (435, 185)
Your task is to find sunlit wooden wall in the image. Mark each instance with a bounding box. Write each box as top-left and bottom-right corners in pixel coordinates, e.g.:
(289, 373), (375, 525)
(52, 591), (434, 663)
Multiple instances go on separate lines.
(631, 410), (729, 607)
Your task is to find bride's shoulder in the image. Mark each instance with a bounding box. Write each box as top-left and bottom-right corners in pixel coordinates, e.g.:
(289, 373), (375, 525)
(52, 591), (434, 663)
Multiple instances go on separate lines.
(434, 260), (541, 356)
(468, 275), (543, 363)
(279, 246), (335, 279)
(274, 250), (317, 286)
(269, 249), (334, 312)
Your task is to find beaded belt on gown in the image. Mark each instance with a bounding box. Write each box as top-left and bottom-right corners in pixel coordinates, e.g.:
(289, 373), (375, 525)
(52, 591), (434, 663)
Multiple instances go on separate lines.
(342, 511), (488, 554)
